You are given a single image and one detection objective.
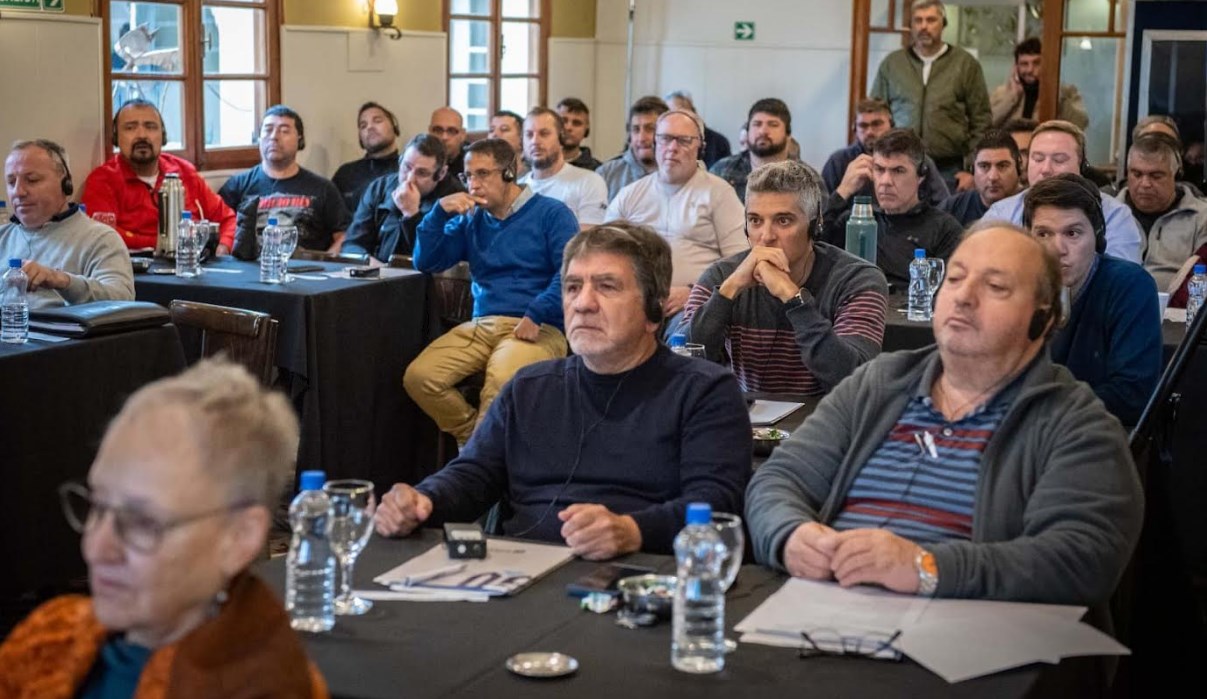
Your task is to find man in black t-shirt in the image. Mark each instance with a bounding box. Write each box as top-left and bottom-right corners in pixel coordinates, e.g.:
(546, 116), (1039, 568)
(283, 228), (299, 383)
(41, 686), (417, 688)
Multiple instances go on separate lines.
(219, 105), (351, 258)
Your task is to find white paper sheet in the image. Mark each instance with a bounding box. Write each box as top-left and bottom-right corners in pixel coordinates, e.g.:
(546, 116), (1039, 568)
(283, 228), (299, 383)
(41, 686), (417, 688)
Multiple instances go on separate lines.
(749, 400), (806, 427)
(373, 538), (575, 597)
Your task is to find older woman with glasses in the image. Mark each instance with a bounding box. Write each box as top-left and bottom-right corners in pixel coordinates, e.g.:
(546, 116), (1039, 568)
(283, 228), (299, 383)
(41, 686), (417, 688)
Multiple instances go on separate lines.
(0, 360), (328, 698)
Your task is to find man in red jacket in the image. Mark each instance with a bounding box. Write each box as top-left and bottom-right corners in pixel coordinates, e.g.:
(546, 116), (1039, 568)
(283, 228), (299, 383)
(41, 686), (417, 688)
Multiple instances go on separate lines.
(82, 100), (236, 254)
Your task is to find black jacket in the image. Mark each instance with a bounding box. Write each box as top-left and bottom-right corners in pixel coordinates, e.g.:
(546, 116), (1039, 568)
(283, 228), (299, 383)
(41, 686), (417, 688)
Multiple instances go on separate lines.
(341, 173), (464, 261)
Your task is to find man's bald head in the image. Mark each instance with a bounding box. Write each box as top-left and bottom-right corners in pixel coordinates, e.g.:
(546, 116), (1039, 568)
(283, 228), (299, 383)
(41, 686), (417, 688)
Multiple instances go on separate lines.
(429, 107), (467, 160)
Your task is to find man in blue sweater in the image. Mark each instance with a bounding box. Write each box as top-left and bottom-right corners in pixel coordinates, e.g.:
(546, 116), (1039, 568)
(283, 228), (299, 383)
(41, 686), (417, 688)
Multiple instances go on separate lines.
(378, 224), (752, 558)
(1022, 173), (1162, 426)
(404, 139), (579, 446)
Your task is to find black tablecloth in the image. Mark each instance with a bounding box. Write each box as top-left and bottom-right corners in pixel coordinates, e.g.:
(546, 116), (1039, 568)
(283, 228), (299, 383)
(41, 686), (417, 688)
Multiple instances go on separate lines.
(258, 531), (1095, 699)
(0, 324), (186, 597)
(135, 259), (432, 489)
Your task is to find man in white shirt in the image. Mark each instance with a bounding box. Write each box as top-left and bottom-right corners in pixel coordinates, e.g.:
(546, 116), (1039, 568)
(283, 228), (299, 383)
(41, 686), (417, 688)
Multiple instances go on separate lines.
(982, 120), (1143, 262)
(606, 110), (748, 318)
(518, 107), (608, 229)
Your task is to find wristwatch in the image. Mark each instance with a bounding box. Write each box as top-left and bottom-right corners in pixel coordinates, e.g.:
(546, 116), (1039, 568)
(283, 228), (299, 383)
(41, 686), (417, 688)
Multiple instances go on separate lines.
(915, 549), (938, 597)
(791, 287), (812, 306)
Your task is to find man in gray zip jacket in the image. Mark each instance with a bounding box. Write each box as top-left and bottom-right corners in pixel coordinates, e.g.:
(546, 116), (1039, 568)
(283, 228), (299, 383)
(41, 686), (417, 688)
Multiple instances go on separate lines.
(746, 222), (1143, 607)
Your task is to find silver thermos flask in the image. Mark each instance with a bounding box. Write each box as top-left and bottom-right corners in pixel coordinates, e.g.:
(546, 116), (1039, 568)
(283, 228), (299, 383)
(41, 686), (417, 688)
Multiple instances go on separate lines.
(156, 173), (184, 257)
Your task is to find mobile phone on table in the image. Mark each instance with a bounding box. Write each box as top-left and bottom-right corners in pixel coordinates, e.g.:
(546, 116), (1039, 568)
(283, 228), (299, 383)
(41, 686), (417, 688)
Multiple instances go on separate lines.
(287, 263), (324, 273)
(565, 563), (655, 598)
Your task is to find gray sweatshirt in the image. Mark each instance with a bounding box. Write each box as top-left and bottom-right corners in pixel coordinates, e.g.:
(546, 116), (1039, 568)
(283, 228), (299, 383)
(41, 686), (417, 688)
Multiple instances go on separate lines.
(746, 346), (1143, 607)
(0, 208), (135, 309)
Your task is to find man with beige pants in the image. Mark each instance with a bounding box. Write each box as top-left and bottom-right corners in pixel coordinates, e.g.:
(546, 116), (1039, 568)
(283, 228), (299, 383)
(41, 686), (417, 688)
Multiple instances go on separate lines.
(405, 138), (579, 446)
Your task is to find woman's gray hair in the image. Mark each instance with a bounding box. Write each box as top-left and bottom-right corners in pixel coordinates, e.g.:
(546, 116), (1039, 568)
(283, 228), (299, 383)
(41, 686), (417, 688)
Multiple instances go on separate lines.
(745, 160), (825, 238)
(113, 358), (299, 508)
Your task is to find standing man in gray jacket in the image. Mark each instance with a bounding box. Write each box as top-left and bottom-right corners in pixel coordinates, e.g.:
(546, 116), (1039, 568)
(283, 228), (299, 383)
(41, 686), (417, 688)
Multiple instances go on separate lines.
(871, 0), (991, 193)
(746, 222), (1142, 607)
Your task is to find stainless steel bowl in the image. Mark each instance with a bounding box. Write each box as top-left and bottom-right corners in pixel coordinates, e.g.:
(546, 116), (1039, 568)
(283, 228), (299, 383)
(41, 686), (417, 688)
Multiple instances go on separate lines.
(617, 574), (676, 620)
(752, 427), (790, 457)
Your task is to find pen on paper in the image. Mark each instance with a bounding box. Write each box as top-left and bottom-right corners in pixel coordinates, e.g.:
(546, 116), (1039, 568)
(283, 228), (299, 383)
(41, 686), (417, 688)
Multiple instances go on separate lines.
(395, 563), (468, 587)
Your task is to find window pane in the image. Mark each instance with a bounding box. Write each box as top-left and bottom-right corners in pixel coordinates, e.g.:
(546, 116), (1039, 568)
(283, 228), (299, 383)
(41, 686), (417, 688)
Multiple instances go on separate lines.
(204, 80), (266, 147)
(111, 80), (184, 149)
(450, 78), (490, 132)
(451, 0), (490, 16)
(1061, 37), (1121, 165)
(110, 2), (184, 75)
(1064, 0), (1110, 33)
(450, 19), (492, 74)
(502, 0), (540, 19)
(500, 21), (539, 74)
(499, 77), (539, 117)
(202, 6), (266, 75)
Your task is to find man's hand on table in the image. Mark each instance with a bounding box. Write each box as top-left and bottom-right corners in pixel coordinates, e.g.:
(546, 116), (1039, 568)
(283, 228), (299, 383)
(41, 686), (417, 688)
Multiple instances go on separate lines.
(558, 503), (642, 560)
(374, 483), (433, 537)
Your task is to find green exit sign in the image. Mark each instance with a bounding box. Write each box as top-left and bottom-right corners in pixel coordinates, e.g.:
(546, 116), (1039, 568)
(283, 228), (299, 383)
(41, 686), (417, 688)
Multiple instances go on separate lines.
(734, 21), (755, 41)
(0, 0), (64, 11)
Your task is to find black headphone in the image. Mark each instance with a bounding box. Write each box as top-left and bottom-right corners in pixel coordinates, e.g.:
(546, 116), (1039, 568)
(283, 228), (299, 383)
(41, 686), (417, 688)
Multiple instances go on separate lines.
(111, 105), (168, 150)
(501, 155), (517, 183)
(657, 109), (706, 151)
(33, 140), (74, 197)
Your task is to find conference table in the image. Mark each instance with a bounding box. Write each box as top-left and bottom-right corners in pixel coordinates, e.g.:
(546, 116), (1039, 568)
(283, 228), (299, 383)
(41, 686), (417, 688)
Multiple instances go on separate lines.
(134, 258), (435, 489)
(259, 530), (1100, 699)
(0, 324), (186, 598)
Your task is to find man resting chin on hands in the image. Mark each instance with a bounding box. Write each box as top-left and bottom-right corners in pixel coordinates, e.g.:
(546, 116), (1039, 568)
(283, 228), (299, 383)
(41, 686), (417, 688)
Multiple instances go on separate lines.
(374, 223), (750, 558)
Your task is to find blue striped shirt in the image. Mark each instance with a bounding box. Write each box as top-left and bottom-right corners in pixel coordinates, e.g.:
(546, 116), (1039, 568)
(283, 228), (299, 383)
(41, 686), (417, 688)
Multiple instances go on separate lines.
(830, 379), (1016, 543)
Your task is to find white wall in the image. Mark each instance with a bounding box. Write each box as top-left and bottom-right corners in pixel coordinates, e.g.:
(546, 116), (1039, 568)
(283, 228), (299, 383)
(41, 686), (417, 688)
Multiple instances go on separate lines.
(280, 26), (448, 178)
(588, 0), (858, 169)
(0, 13), (106, 194)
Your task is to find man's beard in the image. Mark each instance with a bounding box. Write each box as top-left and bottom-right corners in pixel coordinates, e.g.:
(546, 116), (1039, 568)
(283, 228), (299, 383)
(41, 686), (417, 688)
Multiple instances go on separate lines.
(127, 141), (157, 165)
(365, 137), (396, 157)
(749, 138), (787, 158)
(530, 151), (558, 170)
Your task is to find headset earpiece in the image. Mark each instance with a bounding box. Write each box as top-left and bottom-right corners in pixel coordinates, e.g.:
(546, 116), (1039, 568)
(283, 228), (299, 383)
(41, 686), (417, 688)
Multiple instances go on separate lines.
(1028, 306), (1051, 341)
(390, 113), (401, 137)
(645, 293), (664, 324)
(502, 156), (516, 182)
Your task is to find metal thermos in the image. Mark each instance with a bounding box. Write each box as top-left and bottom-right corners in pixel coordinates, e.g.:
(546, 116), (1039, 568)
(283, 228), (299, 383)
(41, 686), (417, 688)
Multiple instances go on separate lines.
(156, 173), (184, 257)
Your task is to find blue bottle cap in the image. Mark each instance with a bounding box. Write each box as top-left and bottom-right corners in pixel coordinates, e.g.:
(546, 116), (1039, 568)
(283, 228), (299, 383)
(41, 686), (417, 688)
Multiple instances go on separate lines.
(1195, 264), (1206, 276)
(299, 470), (326, 491)
(914, 248), (926, 258)
(0, 200), (6, 207)
(8, 258), (21, 268)
(267, 216), (279, 226)
(78, 204), (86, 213)
(181, 211), (192, 220)
(669, 333), (686, 348)
(685, 502), (712, 526)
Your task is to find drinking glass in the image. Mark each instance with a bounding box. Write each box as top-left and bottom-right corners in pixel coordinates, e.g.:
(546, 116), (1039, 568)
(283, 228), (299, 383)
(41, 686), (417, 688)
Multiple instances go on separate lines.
(279, 225), (299, 282)
(685, 343), (706, 359)
(924, 258), (946, 304)
(713, 512), (745, 653)
(324, 479), (376, 615)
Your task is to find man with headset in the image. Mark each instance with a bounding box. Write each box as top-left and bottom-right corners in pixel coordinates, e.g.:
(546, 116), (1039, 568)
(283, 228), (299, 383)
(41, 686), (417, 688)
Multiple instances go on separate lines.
(823, 128), (963, 288)
(1024, 173), (1162, 426)
(518, 107), (608, 229)
(938, 130), (1023, 226)
(378, 223), (751, 559)
(677, 160), (889, 395)
(403, 138), (579, 447)
(2, 139), (134, 309)
(81, 99), (236, 254)
(606, 110), (747, 320)
(745, 221), (1142, 608)
(983, 120), (1144, 263)
(556, 97), (602, 171)
(709, 98), (796, 204)
(331, 101), (402, 214)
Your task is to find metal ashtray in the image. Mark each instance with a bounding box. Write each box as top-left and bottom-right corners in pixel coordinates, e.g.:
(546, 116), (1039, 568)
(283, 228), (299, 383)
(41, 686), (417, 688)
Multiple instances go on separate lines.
(752, 427), (790, 457)
(505, 652), (579, 678)
(617, 574), (676, 622)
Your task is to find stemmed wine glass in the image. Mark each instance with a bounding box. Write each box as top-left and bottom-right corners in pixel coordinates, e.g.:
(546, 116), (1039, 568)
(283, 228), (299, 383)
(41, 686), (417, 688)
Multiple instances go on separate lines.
(713, 512), (746, 653)
(324, 479), (376, 615)
(279, 225), (299, 282)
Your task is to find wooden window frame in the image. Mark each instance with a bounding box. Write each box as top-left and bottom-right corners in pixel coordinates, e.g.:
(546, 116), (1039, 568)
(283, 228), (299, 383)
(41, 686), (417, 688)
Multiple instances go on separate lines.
(443, 0), (550, 135)
(101, 0), (282, 171)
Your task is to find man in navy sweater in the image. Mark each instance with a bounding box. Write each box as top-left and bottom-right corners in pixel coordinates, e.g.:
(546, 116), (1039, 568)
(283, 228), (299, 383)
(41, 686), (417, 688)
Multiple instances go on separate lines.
(378, 224), (751, 558)
(404, 138), (579, 446)
(1022, 174), (1162, 426)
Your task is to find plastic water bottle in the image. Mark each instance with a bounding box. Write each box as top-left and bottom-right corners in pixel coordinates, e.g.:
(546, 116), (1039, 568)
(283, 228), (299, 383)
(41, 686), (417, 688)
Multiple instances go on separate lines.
(260, 216), (285, 284)
(175, 211), (201, 278)
(907, 249), (933, 321)
(672, 502), (729, 674)
(2, 259), (29, 345)
(1187, 264), (1207, 326)
(285, 470), (336, 633)
(845, 195), (878, 264)
(669, 333), (691, 357)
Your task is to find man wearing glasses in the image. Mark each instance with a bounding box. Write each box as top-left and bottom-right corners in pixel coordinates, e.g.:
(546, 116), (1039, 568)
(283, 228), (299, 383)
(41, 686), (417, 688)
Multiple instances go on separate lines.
(428, 106), (469, 182)
(606, 110), (748, 321)
(341, 134), (463, 262)
(405, 138), (579, 447)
